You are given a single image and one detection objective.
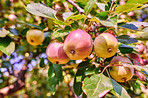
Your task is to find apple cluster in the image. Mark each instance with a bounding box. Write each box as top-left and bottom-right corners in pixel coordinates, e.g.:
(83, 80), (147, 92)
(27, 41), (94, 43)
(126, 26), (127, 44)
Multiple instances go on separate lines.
(26, 29), (144, 83)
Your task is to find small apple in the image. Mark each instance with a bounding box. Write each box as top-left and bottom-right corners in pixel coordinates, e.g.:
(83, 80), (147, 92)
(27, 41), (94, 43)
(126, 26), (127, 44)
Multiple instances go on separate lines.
(94, 33), (118, 58)
(135, 43), (145, 54)
(0, 51), (3, 57)
(109, 56), (134, 82)
(127, 11), (134, 17)
(46, 42), (70, 64)
(126, 53), (144, 66)
(26, 29), (45, 46)
(63, 29), (93, 60)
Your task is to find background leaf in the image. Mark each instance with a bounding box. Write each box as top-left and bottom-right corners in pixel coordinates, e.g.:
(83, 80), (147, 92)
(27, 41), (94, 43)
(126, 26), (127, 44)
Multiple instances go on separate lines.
(0, 36), (15, 56)
(117, 35), (138, 44)
(25, 3), (57, 19)
(119, 44), (134, 54)
(84, 0), (96, 15)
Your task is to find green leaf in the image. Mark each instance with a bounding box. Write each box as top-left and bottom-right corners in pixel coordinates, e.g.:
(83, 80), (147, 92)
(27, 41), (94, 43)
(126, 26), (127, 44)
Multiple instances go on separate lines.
(96, 11), (108, 20)
(117, 35), (138, 44)
(53, 64), (63, 81)
(39, 58), (46, 68)
(115, 3), (143, 14)
(82, 74), (113, 97)
(126, 0), (148, 4)
(111, 79), (131, 98)
(2, 61), (12, 68)
(63, 12), (74, 20)
(74, 68), (86, 96)
(0, 36), (15, 56)
(25, 3), (56, 19)
(120, 23), (138, 30)
(84, 0), (96, 15)
(119, 44), (134, 54)
(48, 64), (54, 79)
(0, 28), (9, 37)
(66, 14), (86, 21)
(10, 28), (19, 35)
(96, 3), (106, 11)
(52, 29), (68, 38)
(48, 75), (59, 93)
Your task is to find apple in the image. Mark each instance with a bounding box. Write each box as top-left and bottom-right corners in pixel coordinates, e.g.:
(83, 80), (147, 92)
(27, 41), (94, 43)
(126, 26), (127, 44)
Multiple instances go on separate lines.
(63, 29), (93, 60)
(26, 29), (45, 46)
(94, 33), (118, 58)
(109, 56), (134, 82)
(46, 42), (70, 64)
(126, 53), (144, 66)
(135, 43), (145, 54)
(135, 70), (146, 82)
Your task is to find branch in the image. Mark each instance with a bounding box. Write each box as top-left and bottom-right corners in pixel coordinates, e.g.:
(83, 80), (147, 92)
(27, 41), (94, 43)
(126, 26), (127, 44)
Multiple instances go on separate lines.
(66, 0), (84, 14)
(0, 60), (31, 97)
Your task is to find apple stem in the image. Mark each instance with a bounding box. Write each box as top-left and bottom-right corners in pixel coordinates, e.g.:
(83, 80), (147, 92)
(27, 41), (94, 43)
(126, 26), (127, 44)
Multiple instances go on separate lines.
(70, 50), (75, 54)
(107, 48), (112, 52)
(56, 61), (59, 64)
(122, 77), (127, 85)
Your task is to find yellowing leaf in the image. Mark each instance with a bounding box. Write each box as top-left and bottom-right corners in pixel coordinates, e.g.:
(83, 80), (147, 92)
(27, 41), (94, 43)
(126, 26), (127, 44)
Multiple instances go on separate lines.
(0, 29), (9, 37)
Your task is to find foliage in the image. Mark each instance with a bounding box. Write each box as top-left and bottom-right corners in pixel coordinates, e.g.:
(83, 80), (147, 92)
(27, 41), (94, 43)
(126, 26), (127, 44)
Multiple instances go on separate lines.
(0, 0), (148, 97)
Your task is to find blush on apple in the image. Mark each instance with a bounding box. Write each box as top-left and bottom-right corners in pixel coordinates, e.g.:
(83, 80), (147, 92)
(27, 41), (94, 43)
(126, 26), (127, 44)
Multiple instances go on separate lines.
(63, 29), (93, 60)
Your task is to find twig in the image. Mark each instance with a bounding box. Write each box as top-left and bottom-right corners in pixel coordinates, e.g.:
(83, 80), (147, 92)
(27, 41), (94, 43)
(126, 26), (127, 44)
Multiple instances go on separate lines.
(66, 0), (84, 14)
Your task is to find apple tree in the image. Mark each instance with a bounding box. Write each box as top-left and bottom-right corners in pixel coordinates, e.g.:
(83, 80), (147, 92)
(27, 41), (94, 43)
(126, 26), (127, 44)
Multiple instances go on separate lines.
(0, 0), (148, 97)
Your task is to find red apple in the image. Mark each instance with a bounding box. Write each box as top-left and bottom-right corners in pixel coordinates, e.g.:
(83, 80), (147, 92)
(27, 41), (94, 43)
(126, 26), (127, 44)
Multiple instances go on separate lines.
(46, 42), (70, 64)
(63, 29), (93, 60)
(94, 33), (118, 58)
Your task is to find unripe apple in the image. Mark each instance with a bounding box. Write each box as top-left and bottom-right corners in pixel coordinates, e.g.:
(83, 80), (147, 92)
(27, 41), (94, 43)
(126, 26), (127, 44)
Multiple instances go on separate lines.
(63, 29), (93, 60)
(26, 29), (45, 46)
(46, 42), (70, 64)
(126, 53), (144, 66)
(0, 51), (3, 57)
(109, 56), (134, 82)
(94, 33), (118, 58)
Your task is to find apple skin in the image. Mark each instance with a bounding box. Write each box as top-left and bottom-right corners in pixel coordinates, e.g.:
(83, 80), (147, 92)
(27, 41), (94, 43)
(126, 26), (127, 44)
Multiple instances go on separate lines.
(109, 56), (134, 82)
(46, 42), (70, 64)
(126, 53), (144, 66)
(26, 29), (45, 46)
(63, 29), (93, 60)
(94, 33), (118, 58)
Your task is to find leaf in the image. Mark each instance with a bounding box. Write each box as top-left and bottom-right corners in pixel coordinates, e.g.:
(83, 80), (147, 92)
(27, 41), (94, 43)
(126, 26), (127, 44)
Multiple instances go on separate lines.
(48, 75), (59, 93)
(63, 12), (74, 20)
(111, 79), (131, 98)
(96, 3), (106, 11)
(116, 35), (138, 44)
(84, 0), (96, 15)
(120, 23), (138, 30)
(53, 64), (63, 81)
(52, 29), (68, 38)
(74, 60), (90, 96)
(0, 28), (9, 37)
(119, 44), (134, 54)
(66, 14), (86, 21)
(123, 64), (148, 76)
(48, 64), (54, 79)
(25, 3), (56, 19)
(96, 11), (108, 20)
(82, 74), (113, 97)
(115, 3), (143, 14)
(74, 68), (86, 96)
(0, 36), (15, 56)
(126, 0), (148, 4)
(2, 61), (12, 68)
(10, 28), (19, 35)
(18, 21), (43, 30)
(39, 58), (46, 68)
